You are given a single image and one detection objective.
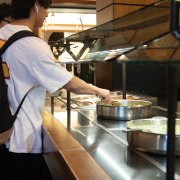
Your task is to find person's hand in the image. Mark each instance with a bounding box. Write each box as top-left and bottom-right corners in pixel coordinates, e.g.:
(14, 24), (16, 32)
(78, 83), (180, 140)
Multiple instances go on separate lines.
(97, 89), (111, 103)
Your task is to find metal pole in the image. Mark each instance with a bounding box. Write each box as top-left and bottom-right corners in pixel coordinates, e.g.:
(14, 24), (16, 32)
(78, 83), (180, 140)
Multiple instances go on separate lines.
(66, 64), (72, 131)
(170, 0), (180, 40)
(51, 96), (54, 115)
(166, 65), (179, 180)
(122, 63), (126, 99)
(66, 90), (71, 131)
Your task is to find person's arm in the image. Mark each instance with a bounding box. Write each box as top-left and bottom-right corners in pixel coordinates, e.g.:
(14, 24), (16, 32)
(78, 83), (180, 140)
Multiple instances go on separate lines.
(63, 76), (111, 103)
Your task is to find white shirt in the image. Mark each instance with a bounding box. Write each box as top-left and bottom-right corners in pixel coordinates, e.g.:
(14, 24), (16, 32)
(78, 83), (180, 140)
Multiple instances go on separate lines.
(0, 24), (73, 153)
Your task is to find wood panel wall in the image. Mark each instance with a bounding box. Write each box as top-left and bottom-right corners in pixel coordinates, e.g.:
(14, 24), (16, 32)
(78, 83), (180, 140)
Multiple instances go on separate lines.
(95, 0), (159, 90)
(96, 0), (159, 25)
(52, 0), (96, 4)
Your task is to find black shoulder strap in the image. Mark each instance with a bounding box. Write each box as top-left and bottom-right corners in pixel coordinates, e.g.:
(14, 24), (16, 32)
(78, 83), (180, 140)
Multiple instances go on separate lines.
(0, 30), (38, 118)
(13, 87), (34, 119)
(0, 30), (38, 56)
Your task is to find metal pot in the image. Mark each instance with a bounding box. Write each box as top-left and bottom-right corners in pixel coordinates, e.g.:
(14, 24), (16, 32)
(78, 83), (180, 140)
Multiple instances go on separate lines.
(96, 100), (152, 121)
(126, 118), (180, 155)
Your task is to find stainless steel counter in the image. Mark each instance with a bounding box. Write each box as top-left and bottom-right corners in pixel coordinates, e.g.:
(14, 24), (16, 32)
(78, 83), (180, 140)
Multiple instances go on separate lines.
(54, 100), (180, 180)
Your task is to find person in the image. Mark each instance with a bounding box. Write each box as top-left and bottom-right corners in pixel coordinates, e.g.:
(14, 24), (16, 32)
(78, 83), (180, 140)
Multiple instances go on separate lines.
(0, 3), (12, 28)
(0, 0), (111, 179)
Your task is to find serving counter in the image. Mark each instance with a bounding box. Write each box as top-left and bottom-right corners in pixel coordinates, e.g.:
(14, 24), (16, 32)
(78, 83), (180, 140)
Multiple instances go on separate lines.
(43, 97), (180, 179)
(42, 110), (111, 180)
(48, 0), (180, 179)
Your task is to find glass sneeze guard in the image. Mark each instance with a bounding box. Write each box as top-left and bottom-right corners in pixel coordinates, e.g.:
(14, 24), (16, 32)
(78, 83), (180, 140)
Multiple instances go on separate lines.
(50, 0), (180, 64)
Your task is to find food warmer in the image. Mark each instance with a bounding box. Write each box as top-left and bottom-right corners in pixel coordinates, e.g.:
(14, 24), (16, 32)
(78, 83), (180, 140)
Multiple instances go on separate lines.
(49, 0), (180, 179)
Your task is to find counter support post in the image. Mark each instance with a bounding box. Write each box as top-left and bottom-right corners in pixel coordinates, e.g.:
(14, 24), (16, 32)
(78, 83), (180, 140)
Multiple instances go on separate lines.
(67, 90), (71, 131)
(122, 63), (126, 99)
(166, 65), (180, 180)
(51, 96), (54, 115)
(66, 64), (72, 131)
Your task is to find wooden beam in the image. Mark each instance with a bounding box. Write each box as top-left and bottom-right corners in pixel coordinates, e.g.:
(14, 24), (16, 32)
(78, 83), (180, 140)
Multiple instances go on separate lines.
(52, 0), (96, 4)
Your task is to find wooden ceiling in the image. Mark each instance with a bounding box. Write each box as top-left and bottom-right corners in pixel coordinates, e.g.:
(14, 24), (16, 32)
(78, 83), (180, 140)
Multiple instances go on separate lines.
(52, 0), (96, 4)
(51, 0), (96, 9)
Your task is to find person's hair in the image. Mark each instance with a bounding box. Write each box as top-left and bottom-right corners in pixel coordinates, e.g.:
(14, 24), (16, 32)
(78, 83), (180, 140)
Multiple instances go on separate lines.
(0, 3), (12, 21)
(11, 0), (52, 20)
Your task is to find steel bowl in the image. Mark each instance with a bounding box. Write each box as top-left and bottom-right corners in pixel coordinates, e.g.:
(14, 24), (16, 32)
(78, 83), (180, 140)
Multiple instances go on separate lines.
(126, 118), (180, 155)
(96, 100), (152, 121)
